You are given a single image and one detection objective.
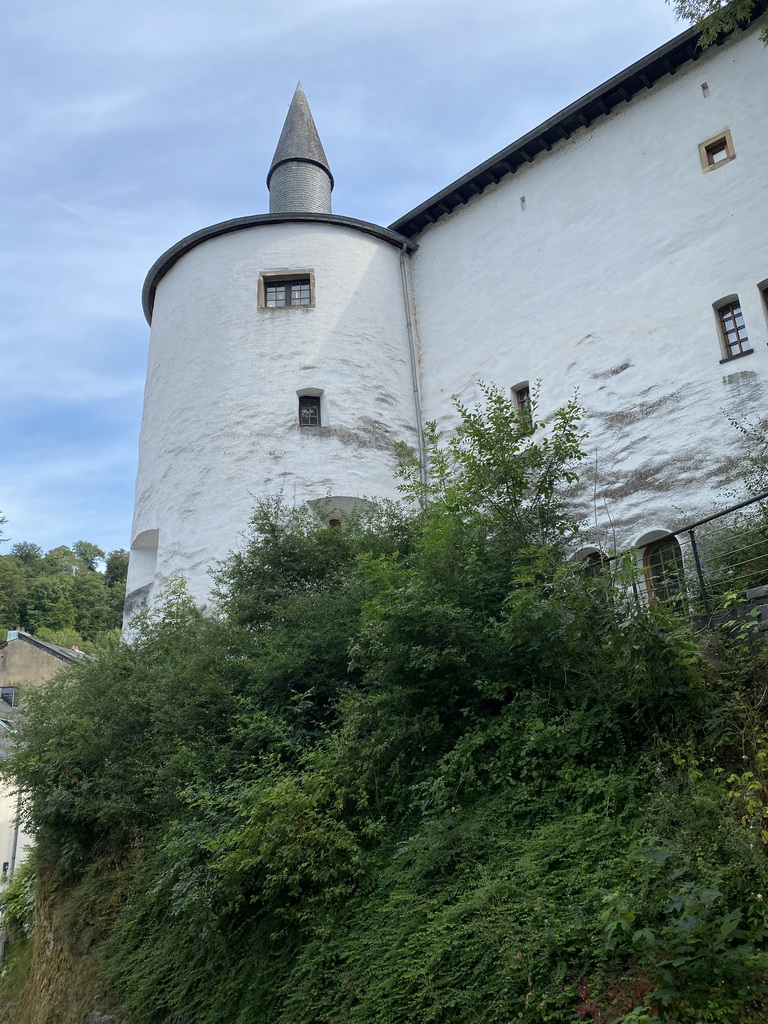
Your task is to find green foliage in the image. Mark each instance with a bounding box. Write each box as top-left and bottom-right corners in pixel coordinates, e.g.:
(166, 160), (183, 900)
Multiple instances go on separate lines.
(6, 386), (768, 1023)
(0, 539), (128, 643)
(0, 858), (36, 939)
(665, 0), (768, 46)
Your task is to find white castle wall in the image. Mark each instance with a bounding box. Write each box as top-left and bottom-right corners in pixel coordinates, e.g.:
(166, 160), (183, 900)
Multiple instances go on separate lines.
(411, 22), (768, 548)
(126, 221), (417, 611)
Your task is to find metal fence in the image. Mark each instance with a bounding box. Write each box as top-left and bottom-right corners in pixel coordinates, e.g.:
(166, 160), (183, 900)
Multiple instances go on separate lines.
(624, 491), (768, 619)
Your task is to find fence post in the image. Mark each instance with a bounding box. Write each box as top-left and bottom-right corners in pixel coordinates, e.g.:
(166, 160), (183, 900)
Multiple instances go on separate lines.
(688, 528), (710, 618)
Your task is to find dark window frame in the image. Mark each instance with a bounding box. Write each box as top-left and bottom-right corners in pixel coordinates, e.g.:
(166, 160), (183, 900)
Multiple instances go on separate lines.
(265, 278), (311, 307)
(643, 537), (684, 608)
(717, 299), (751, 359)
(299, 395), (321, 427)
(258, 269), (315, 309)
(1, 686), (17, 708)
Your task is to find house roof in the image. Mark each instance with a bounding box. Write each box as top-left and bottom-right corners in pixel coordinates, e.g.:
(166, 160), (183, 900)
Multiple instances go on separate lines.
(389, 3), (767, 238)
(0, 630), (90, 665)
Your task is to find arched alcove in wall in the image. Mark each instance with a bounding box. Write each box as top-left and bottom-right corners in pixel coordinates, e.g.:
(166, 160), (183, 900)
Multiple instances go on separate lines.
(305, 496), (376, 527)
(634, 529), (684, 607)
(129, 529), (159, 591)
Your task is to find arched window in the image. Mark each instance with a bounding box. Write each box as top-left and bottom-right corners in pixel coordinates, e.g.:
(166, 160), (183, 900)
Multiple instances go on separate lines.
(643, 536), (684, 607)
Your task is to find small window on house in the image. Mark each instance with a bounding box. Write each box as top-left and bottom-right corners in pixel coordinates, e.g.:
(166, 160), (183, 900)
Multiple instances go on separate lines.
(266, 279), (311, 307)
(328, 518), (341, 528)
(717, 299), (751, 359)
(1, 686), (17, 708)
(299, 395), (321, 426)
(699, 130), (735, 171)
(644, 537), (684, 607)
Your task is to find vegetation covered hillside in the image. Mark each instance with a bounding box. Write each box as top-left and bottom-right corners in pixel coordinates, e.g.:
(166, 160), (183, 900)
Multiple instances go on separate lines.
(0, 539), (128, 649)
(3, 387), (768, 1024)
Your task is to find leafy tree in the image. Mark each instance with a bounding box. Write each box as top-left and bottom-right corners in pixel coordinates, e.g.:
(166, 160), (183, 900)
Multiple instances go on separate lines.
(0, 557), (27, 630)
(665, 0), (768, 46)
(105, 549), (129, 590)
(72, 540), (106, 571)
(10, 542), (42, 565)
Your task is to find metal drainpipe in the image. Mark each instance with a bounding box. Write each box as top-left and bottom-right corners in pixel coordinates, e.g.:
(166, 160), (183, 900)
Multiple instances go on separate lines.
(399, 243), (427, 487)
(0, 795), (20, 969)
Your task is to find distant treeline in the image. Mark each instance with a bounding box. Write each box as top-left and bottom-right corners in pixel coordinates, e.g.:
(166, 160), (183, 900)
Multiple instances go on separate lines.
(0, 539), (127, 648)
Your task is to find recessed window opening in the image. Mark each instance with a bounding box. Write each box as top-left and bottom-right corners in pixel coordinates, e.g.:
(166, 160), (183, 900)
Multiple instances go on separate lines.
(1, 686), (17, 708)
(699, 130), (735, 171)
(707, 139), (728, 165)
(717, 299), (751, 358)
(266, 278), (311, 307)
(513, 383), (531, 412)
(299, 395), (321, 426)
(329, 518), (341, 528)
(759, 280), (768, 325)
(643, 537), (684, 607)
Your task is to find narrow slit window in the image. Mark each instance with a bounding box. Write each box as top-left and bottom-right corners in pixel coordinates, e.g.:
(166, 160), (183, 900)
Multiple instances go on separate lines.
(717, 299), (751, 358)
(299, 395), (321, 426)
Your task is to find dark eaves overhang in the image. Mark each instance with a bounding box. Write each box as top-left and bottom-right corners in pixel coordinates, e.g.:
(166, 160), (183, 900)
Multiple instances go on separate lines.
(389, 3), (767, 238)
(142, 212), (417, 324)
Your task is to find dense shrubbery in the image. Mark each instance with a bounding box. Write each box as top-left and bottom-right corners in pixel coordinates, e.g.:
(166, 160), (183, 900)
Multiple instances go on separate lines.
(6, 386), (768, 1023)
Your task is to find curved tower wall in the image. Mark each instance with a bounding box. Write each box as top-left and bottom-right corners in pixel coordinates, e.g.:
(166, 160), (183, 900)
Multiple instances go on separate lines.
(126, 221), (417, 611)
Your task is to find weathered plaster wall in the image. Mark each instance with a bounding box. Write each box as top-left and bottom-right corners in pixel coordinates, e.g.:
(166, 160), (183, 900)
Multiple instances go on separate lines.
(411, 22), (768, 548)
(127, 221), (416, 608)
(0, 640), (72, 691)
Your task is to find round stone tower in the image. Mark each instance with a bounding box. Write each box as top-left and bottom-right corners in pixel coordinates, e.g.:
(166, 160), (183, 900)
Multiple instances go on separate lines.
(125, 85), (421, 618)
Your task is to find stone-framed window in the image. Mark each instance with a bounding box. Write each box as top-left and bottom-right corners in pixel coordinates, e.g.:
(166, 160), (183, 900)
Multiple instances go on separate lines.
(258, 269), (315, 308)
(698, 129), (735, 172)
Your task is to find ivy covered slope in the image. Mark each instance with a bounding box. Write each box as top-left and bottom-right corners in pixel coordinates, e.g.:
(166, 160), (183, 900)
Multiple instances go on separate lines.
(7, 386), (768, 1024)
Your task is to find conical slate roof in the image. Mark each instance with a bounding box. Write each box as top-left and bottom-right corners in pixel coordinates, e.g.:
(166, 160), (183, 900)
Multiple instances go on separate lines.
(267, 82), (334, 189)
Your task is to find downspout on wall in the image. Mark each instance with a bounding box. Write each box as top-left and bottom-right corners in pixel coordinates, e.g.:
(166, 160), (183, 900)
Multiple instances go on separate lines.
(400, 243), (427, 487)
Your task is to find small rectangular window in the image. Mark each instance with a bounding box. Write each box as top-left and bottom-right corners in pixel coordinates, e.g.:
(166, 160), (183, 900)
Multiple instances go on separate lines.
(258, 270), (315, 309)
(299, 395), (321, 426)
(514, 384), (530, 411)
(266, 279), (311, 307)
(1, 687), (17, 708)
(717, 299), (751, 358)
(699, 130), (735, 172)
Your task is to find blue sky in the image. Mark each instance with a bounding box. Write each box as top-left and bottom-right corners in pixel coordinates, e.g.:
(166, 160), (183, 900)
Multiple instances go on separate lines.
(1, 0), (681, 555)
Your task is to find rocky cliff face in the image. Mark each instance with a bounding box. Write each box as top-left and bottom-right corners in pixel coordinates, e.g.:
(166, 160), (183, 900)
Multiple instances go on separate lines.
(2, 875), (126, 1024)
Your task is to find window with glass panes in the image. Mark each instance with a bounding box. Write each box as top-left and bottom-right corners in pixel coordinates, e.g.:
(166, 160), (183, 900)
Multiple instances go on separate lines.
(266, 279), (311, 307)
(644, 537), (684, 608)
(718, 300), (751, 357)
(514, 385), (530, 411)
(299, 395), (320, 426)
